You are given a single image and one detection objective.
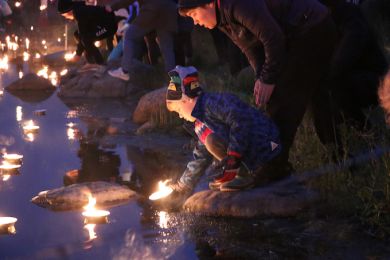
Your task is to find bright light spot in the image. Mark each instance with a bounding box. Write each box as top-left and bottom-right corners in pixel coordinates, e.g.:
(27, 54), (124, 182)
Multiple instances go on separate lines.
(23, 120), (39, 132)
(0, 161), (21, 170)
(16, 106), (22, 122)
(25, 132), (35, 142)
(149, 180), (173, 200)
(158, 211), (170, 229)
(0, 217), (17, 225)
(0, 90), (3, 96)
(60, 69), (68, 76)
(23, 51), (30, 61)
(41, 40), (46, 45)
(15, 2), (21, 7)
(35, 53), (41, 59)
(67, 110), (78, 118)
(31, 26), (34, 31)
(94, 41), (101, 48)
(18, 71), (23, 79)
(0, 55), (9, 70)
(57, 38), (61, 43)
(37, 66), (48, 79)
(25, 38), (30, 49)
(84, 224), (97, 241)
(67, 127), (75, 140)
(39, 5), (47, 11)
(64, 52), (76, 61)
(2, 174), (11, 181)
(49, 71), (58, 86)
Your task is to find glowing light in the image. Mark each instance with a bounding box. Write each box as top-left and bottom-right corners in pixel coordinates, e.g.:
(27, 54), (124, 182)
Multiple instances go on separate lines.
(66, 110), (78, 118)
(0, 217), (17, 225)
(94, 41), (101, 48)
(82, 194), (109, 217)
(37, 66), (48, 79)
(57, 38), (61, 43)
(158, 211), (170, 229)
(3, 154), (23, 161)
(0, 217), (17, 234)
(39, 5), (47, 11)
(16, 106), (22, 122)
(23, 51), (30, 61)
(23, 120), (39, 132)
(0, 55), (9, 70)
(67, 127), (76, 140)
(149, 180), (173, 200)
(49, 71), (58, 86)
(0, 161), (21, 170)
(25, 38), (30, 49)
(25, 133), (35, 142)
(64, 52), (76, 61)
(35, 53), (41, 59)
(84, 224), (97, 241)
(15, 2), (21, 7)
(60, 69), (68, 76)
(41, 40), (46, 45)
(0, 90), (3, 96)
(18, 71), (23, 79)
(31, 26), (34, 31)
(2, 175), (11, 181)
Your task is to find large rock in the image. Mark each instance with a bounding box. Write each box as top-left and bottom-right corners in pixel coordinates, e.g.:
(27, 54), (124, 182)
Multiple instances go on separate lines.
(133, 87), (178, 134)
(6, 73), (55, 91)
(183, 177), (319, 217)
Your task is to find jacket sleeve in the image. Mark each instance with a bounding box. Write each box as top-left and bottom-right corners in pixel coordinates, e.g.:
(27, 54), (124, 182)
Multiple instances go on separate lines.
(206, 94), (252, 157)
(231, 0), (286, 84)
(179, 141), (212, 188)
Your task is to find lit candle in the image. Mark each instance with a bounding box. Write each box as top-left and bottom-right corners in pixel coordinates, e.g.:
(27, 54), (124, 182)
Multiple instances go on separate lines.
(3, 153), (23, 164)
(15, 2), (21, 8)
(82, 194), (110, 224)
(0, 217), (17, 234)
(149, 180), (173, 200)
(23, 120), (39, 133)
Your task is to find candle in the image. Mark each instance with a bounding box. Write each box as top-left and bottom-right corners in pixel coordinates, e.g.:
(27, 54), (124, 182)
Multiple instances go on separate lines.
(23, 120), (39, 133)
(3, 154), (23, 165)
(0, 217), (17, 234)
(149, 180), (173, 201)
(82, 194), (110, 224)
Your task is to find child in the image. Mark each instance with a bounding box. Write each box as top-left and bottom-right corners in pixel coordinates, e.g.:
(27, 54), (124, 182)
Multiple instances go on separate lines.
(166, 66), (282, 193)
(58, 0), (117, 70)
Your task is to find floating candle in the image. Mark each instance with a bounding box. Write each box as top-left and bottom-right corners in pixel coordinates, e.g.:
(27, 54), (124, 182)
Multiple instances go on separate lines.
(82, 195), (110, 224)
(149, 180), (173, 201)
(0, 217), (17, 234)
(3, 154), (23, 165)
(23, 120), (39, 132)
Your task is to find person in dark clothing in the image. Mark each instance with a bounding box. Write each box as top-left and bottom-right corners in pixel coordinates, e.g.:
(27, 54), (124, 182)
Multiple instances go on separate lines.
(166, 66), (281, 193)
(58, 0), (117, 69)
(178, 0), (338, 174)
(321, 0), (388, 130)
(107, 0), (177, 81)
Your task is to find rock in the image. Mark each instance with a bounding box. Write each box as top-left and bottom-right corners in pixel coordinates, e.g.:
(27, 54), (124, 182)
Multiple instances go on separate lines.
(31, 181), (137, 211)
(133, 87), (178, 133)
(6, 73), (55, 91)
(183, 177), (319, 217)
(58, 69), (130, 98)
(42, 51), (67, 68)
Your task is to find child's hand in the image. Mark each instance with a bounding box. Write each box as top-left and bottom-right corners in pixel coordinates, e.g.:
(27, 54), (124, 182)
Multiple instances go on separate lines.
(254, 79), (275, 108)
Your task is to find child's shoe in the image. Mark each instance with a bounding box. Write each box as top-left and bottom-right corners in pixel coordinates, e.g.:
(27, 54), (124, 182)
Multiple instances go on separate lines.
(219, 169), (254, 192)
(208, 169), (236, 191)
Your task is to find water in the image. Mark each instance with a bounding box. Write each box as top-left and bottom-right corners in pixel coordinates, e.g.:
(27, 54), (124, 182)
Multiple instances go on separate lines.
(0, 64), (197, 259)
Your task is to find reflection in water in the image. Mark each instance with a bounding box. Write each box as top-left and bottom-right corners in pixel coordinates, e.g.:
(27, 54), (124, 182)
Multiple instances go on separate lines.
(2, 174), (11, 181)
(84, 224), (97, 241)
(16, 106), (22, 122)
(24, 132), (36, 142)
(158, 211), (170, 229)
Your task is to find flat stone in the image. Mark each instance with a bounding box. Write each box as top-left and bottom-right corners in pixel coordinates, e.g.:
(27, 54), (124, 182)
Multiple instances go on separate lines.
(183, 177), (319, 217)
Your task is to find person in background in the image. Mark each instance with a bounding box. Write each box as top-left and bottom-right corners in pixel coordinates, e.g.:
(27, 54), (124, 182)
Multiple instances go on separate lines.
(106, 0), (177, 81)
(58, 0), (117, 72)
(166, 66), (281, 195)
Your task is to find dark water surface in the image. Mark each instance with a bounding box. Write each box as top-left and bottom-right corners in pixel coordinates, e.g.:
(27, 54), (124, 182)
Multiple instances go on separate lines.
(0, 65), (197, 259)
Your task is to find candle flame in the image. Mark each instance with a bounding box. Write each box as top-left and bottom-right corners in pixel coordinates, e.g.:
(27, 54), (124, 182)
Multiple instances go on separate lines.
(0, 217), (17, 225)
(149, 180), (173, 200)
(60, 69), (68, 76)
(0, 161), (21, 170)
(82, 194), (110, 217)
(25, 38), (30, 50)
(15, 2), (21, 7)
(18, 71), (23, 79)
(158, 211), (170, 229)
(39, 5), (47, 11)
(23, 120), (39, 133)
(64, 52), (76, 61)
(3, 153), (23, 161)
(23, 51), (30, 61)
(2, 174), (11, 181)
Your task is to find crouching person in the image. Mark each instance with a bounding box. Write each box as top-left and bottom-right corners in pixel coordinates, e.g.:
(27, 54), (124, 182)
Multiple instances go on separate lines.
(166, 66), (282, 194)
